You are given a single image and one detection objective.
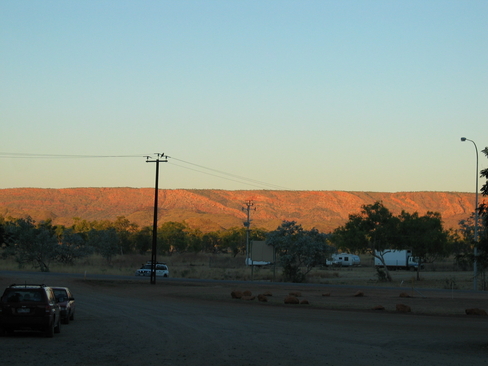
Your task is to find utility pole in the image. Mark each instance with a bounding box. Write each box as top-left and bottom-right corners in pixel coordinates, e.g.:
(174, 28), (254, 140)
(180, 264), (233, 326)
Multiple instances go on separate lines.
(146, 153), (167, 284)
(242, 199), (255, 266)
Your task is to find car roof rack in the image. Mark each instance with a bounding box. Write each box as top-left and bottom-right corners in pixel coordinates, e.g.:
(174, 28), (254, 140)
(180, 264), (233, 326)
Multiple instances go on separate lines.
(9, 284), (46, 288)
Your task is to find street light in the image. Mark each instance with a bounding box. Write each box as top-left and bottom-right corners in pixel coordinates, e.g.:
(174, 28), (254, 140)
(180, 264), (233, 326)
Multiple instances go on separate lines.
(461, 137), (479, 290)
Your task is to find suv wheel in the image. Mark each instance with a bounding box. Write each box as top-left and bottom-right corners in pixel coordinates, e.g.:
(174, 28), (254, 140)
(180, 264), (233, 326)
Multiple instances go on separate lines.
(45, 322), (54, 338)
(54, 318), (61, 334)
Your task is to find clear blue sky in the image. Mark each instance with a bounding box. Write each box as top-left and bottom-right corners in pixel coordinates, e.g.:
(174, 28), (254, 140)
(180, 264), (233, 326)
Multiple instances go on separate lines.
(1, 0), (486, 192)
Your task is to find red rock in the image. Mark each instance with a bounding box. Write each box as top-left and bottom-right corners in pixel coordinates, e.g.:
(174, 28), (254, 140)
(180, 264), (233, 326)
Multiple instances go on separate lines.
(465, 308), (487, 316)
(284, 296), (300, 304)
(396, 304), (411, 313)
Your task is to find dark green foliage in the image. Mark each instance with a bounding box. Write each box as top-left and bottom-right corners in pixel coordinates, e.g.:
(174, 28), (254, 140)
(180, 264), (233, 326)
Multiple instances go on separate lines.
(55, 228), (93, 264)
(2, 218), (59, 272)
(331, 201), (450, 281)
(267, 221), (332, 283)
(157, 221), (190, 254)
(87, 228), (120, 263)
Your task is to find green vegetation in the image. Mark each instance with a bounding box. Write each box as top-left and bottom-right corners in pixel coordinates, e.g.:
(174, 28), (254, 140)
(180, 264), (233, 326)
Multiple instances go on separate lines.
(330, 202), (451, 281)
(266, 221), (333, 282)
(0, 215), (268, 272)
(0, 146), (487, 286)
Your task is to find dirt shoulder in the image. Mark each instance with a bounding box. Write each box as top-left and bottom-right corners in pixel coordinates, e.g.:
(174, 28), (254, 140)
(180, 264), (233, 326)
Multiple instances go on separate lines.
(2, 270), (488, 317)
(72, 275), (488, 317)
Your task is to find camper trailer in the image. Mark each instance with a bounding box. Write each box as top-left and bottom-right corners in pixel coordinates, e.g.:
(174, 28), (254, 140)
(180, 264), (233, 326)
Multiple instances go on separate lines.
(326, 254), (361, 267)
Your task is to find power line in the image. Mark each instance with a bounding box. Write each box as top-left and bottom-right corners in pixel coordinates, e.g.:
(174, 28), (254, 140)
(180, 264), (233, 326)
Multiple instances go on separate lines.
(0, 151), (288, 190)
(167, 156), (289, 190)
(0, 152), (143, 158)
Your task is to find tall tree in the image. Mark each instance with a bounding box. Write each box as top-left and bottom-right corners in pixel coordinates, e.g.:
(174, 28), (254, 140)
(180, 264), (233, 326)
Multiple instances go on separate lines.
(3, 218), (59, 272)
(87, 228), (119, 263)
(474, 146), (488, 287)
(330, 201), (399, 281)
(332, 201), (450, 281)
(158, 222), (189, 254)
(267, 221), (332, 283)
(55, 228), (93, 265)
(397, 211), (449, 280)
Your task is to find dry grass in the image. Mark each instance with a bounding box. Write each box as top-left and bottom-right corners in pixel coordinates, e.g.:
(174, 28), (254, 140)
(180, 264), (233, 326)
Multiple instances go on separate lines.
(0, 253), (480, 291)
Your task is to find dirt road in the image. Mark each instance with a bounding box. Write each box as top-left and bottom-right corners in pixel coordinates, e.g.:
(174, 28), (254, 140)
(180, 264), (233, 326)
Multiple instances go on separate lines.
(1, 271), (487, 366)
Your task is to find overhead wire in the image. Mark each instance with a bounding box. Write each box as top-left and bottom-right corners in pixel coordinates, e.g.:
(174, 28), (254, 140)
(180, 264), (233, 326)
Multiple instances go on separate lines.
(0, 152), (288, 190)
(0, 152), (143, 158)
(167, 156), (288, 190)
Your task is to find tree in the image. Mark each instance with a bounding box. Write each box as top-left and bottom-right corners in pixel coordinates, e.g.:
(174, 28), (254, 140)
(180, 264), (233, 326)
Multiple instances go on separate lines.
(55, 228), (93, 265)
(199, 231), (223, 253)
(158, 222), (189, 254)
(220, 227), (247, 256)
(87, 228), (120, 263)
(332, 201), (451, 282)
(0, 216), (6, 248)
(266, 221), (332, 283)
(330, 201), (399, 281)
(476, 205), (488, 288)
(480, 147), (488, 197)
(112, 216), (139, 254)
(3, 218), (59, 272)
(474, 146), (488, 287)
(132, 226), (153, 254)
(397, 211), (449, 280)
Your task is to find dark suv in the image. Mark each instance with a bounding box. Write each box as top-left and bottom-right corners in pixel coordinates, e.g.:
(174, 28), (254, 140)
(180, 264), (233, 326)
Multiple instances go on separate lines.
(0, 284), (61, 337)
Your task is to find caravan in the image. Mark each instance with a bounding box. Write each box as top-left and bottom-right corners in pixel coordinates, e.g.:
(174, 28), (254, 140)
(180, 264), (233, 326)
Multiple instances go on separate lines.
(326, 253), (361, 267)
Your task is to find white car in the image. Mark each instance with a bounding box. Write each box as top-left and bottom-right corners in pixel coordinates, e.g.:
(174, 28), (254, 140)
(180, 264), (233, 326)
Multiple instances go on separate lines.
(135, 262), (169, 277)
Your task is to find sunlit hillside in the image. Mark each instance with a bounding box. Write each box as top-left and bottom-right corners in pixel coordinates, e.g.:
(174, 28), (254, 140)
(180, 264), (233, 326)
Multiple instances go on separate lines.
(0, 188), (482, 232)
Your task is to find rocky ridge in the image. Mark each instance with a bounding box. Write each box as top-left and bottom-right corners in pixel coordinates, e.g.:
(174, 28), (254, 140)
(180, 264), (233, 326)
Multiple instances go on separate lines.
(0, 188), (481, 232)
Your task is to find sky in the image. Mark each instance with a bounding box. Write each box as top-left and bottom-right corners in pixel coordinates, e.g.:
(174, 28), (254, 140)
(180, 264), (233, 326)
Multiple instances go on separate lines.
(1, 0), (487, 192)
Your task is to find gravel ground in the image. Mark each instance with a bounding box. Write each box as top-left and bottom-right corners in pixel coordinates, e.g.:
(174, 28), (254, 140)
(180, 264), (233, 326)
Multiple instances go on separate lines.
(1, 271), (488, 366)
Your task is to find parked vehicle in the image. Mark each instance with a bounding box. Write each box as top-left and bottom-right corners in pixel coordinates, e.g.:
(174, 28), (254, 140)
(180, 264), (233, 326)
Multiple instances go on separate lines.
(374, 249), (422, 270)
(0, 284), (61, 337)
(52, 287), (75, 324)
(326, 254), (361, 267)
(135, 261), (169, 277)
(245, 258), (272, 266)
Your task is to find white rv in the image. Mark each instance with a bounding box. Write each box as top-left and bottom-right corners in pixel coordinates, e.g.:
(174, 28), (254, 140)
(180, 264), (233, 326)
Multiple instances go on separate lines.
(326, 254), (361, 267)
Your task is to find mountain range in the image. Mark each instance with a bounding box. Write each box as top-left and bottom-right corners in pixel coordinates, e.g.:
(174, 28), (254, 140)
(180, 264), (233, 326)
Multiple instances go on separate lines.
(0, 188), (482, 233)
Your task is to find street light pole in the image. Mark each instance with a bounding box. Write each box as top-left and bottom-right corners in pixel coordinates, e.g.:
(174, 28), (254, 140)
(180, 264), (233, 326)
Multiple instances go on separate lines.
(461, 137), (479, 290)
(146, 153), (167, 285)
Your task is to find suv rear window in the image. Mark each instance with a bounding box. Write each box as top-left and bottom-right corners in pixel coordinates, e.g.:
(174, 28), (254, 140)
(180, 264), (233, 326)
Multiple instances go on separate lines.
(2, 289), (45, 303)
